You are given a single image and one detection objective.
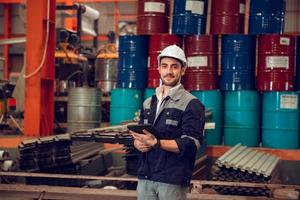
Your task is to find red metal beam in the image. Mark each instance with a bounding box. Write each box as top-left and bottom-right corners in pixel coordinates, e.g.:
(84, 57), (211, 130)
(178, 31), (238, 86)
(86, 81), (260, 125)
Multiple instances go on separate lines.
(24, 0), (56, 137)
(3, 4), (11, 80)
(0, 0), (23, 3)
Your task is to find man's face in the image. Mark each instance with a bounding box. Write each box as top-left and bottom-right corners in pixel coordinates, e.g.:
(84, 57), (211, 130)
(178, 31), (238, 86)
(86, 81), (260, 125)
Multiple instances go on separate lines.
(159, 57), (186, 87)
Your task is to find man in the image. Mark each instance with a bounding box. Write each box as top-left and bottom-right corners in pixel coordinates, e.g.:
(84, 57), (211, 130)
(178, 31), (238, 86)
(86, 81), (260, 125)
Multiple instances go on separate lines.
(130, 45), (205, 200)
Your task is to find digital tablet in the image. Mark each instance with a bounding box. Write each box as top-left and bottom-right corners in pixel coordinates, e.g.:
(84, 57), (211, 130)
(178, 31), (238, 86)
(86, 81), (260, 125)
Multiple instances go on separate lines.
(127, 124), (159, 137)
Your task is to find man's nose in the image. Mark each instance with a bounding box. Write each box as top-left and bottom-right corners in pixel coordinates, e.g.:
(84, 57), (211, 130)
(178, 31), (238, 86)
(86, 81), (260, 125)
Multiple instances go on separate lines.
(166, 66), (173, 73)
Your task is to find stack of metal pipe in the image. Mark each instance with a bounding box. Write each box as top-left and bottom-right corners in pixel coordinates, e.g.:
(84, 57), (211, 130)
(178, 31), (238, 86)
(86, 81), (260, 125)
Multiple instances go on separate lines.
(211, 144), (280, 196)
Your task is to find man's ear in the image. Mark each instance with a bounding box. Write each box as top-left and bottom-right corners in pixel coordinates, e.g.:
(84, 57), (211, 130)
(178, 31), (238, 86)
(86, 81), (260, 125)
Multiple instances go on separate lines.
(181, 66), (187, 76)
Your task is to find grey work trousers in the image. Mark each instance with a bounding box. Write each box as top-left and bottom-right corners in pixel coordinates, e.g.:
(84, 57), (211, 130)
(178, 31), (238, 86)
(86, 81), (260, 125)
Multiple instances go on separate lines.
(137, 179), (188, 200)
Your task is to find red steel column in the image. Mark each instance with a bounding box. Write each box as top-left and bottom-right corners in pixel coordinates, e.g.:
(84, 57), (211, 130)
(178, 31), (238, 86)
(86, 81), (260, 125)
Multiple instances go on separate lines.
(24, 0), (56, 136)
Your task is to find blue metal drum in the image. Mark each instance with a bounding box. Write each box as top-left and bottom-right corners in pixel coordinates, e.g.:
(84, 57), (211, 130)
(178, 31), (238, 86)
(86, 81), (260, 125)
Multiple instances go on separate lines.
(296, 36), (300, 91)
(119, 35), (149, 53)
(192, 90), (223, 145)
(249, 0), (285, 34)
(118, 35), (148, 89)
(220, 71), (255, 91)
(110, 88), (143, 125)
(224, 91), (260, 147)
(118, 53), (148, 70)
(172, 14), (206, 35)
(262, 92), (299, 149)
(220, 35), (256, 91)
(117, 69), (148, 89)
(172, 0), (207, 35)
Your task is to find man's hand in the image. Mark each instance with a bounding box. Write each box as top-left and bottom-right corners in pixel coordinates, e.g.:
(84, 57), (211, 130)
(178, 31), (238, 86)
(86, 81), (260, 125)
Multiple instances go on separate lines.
(130, 130), (158, 152)
(133, 138), (152, 152)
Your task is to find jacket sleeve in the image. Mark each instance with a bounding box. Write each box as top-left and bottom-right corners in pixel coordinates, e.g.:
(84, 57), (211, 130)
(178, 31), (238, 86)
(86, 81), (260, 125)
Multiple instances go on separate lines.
(175, 99), (205, 157)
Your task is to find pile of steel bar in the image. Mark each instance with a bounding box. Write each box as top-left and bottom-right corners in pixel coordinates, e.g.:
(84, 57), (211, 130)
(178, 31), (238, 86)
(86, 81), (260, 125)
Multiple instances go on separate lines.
(18, 134), (109, 186)
(72, 125), (139, 176)
(210, 144), (280, 196)
(19, 125), (140, 183)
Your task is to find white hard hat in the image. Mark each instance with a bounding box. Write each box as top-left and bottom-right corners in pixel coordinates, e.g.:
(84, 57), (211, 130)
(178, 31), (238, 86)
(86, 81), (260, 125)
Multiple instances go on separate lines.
(157, 45), (187, 66)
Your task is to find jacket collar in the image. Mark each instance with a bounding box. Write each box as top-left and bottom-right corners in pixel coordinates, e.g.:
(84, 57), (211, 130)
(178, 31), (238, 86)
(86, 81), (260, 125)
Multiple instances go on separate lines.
(155, 84), (184, 102)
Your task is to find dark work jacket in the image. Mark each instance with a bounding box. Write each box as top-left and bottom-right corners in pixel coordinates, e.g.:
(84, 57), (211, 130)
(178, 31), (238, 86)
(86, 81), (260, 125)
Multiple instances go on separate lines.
(137, 85), (205, 186)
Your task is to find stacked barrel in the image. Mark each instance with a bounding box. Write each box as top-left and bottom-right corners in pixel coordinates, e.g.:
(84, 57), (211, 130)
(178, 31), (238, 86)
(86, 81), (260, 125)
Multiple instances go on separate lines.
(258, 35), (298, 149)
(209, 0), (298, 148)
(210, 0), (258, 147)
(256, 34), (298, 149)
(112, 0), (299, 149)
(192, 90), (222, 145)
(111, 35), (148, 125)
(220, 35), (259, 147)
(254, 1), (298, 149)
(148, 34), (183, 88)
(112, 0), (171, 125)
(184, 35), (221, 145)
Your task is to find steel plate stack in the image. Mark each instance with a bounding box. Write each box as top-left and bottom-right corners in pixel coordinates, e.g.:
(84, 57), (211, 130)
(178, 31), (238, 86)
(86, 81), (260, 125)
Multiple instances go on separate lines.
(211, 144), (280, 196)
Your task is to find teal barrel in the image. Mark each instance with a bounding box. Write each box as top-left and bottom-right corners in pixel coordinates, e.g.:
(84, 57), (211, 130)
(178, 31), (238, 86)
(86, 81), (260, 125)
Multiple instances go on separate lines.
(144, 88), (156, 101)
(224, 91), (260, 147)
(262, 92), (299, 149)
(110, 88), (143, 125)
(67, 87), (102, 132)
(192, 90), (223, 145)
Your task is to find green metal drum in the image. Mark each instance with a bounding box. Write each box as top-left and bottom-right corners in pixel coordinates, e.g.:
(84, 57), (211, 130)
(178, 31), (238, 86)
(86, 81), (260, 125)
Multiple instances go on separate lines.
(192, 90), (223, 145)
(224, 91), (260, 147)
(110, 88), (143, 125)
(262, 92), (299, 149)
